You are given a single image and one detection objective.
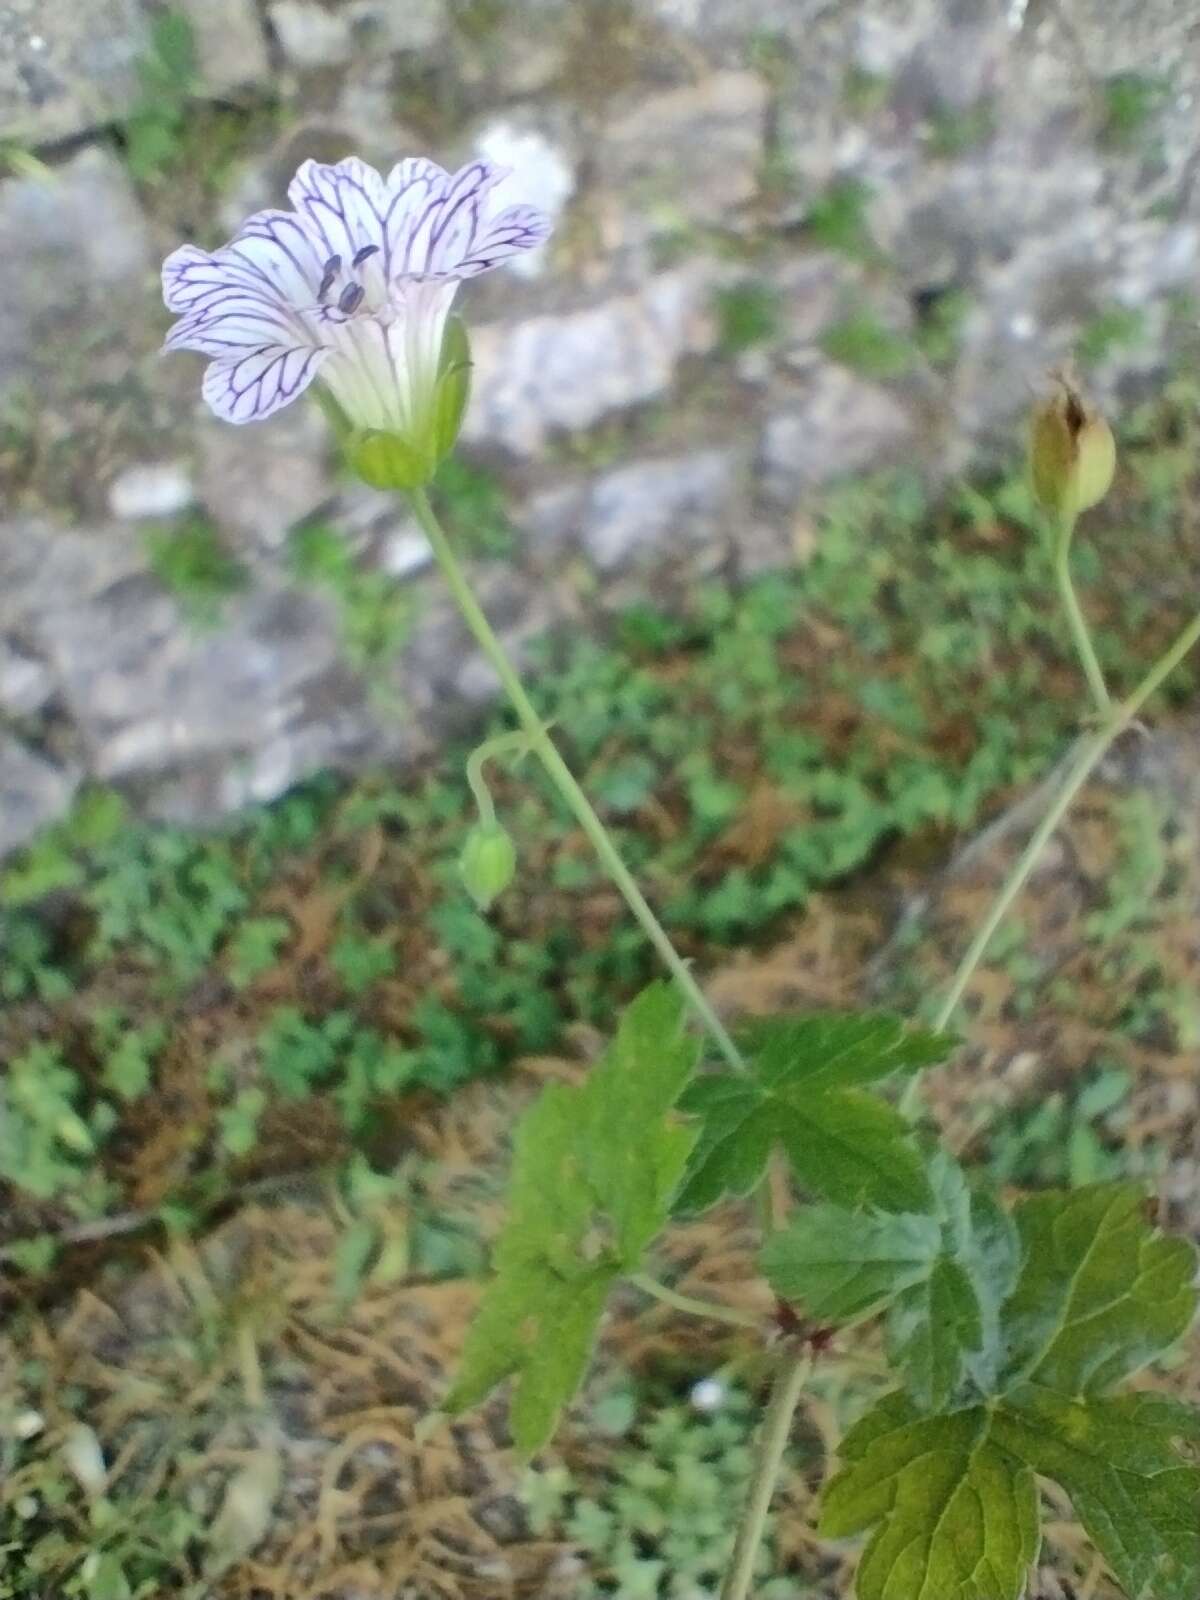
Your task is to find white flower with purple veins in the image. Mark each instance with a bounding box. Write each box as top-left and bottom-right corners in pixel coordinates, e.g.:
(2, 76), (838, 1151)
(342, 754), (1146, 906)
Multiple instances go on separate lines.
(162, 156), (551, 481)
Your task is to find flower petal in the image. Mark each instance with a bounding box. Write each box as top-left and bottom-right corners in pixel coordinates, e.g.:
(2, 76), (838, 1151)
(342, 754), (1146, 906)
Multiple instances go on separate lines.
(452, 203), (554, 277)
(228, 211), (328, 305)
(394, 159), (509, 276)
(287, 158), (389, 272)
(200, 344), (329, 425)
(165, 292), (313, 355)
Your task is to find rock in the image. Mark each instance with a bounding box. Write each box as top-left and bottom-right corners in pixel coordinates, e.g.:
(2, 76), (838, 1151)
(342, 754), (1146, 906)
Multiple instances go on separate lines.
(0, 145), (153, 398)
(760, 365), (915, 504)
(464, 267), (718, 455)
(773, 252), (866, 357)
(0, 736), (77, 853)
(600, 71), (768, 248)
(196, 406), (334, 554)
(108, 462), (196, 522)
(37, 571), (350, 780)
(525, 449), (743, 576)
(0, 521), (147, 631)
(179, 0), (271, 94)
(452, 0), (568, 96)
(345, 0), (447, 53)
(0, 0), (148, 146)
(472, 118), (575, 281)
(0, 638), (53, 717)
(640, 0), (819, 48)
(268, 2), (354, 68)
(268, 0), (446, 68)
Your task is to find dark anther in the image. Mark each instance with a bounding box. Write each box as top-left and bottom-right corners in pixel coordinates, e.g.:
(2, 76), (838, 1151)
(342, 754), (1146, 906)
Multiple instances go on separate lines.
(338, 281), (365, 314)
(352, 244), (380, 267)
(318, 254), (342, 302)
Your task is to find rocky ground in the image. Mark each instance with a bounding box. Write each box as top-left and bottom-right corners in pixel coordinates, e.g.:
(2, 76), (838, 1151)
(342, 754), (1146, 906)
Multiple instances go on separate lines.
(1, 0), (1198, 840)
(3, 4), (1200, 1597)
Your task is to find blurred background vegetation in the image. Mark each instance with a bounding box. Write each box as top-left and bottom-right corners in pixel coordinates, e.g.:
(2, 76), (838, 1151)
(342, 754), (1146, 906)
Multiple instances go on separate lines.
(1, 3), (1199, 1596)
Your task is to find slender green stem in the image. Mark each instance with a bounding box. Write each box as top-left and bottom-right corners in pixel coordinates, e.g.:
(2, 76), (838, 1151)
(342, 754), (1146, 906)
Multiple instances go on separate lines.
(629, 1272), (761, 1330)
(720, 1347), (812, 1600)
(409, 487), (746, 1075)
(1053, 511), (1111, 717)
(464, 729), (530, 827)
(900, 602), (1200, 1122)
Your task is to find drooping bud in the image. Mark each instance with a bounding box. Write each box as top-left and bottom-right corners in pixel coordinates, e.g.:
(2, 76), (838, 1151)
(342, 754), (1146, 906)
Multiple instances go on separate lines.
(1029, 374), (1116, 519)
(458, 821), (517, 910)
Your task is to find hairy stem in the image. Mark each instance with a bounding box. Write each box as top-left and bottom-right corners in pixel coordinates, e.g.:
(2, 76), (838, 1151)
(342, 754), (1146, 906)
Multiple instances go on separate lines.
(629, 1272), (761, 1330)
(1053, 511), (1111, 717)
(719, 1347), (812, 1600)
(409, 487), (746, 1074)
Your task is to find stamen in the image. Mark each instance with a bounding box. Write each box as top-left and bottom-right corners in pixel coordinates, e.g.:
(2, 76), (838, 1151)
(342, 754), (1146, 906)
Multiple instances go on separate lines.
(352, 244), (380, 268)
(317, 254), (342, 302)
(338, 281), (365, 314)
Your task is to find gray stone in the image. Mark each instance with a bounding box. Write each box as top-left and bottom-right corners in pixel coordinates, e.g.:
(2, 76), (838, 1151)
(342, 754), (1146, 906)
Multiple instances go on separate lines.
(526, 450), (743, 575)
(0, 0), (148, 146)
(0, 736), (77, 853)
(600, 71), (768, 247)
(0, 638), (53, 717)
(108, 462), (196, 522)
(452, 0), (568, 96)
(463, 267), (718, 455)
(760, 365), (915, 504)
(0, 146), (153, 398)
(40, 576), (344, 781)
(196, 406), (335, 554)
(269, 0), (446, 67)
(180, 0), (271, 94)
(0, 521), (147, 632)
(345, 0), (446, 53)
(268, 2), (354, 68)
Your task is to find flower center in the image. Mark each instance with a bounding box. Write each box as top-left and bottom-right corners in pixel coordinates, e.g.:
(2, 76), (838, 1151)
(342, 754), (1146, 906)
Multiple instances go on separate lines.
(316, 245), (382, 317)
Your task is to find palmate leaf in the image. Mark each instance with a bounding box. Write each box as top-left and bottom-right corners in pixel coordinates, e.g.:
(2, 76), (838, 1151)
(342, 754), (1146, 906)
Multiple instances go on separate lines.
(443, 983), (698, 1455)
(762, 1153), (1018, 1410)
(818, 1181), (1200, 1600)
(820, 1393), (1040, 1600)
(677, 1013), (952, 1214)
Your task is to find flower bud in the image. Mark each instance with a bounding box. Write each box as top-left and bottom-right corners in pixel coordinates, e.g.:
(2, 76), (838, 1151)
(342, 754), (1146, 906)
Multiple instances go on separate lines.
(1029, 377), (1116, 518)
(458, 822), (517, 910)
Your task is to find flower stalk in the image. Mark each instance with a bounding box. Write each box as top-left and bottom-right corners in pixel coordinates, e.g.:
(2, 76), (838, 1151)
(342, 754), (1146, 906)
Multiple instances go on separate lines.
(408, 487), (746, 1075)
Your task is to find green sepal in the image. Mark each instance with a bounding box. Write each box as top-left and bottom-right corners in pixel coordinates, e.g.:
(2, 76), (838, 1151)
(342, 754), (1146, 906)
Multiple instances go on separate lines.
(433, 315), (472, 462)
(350, 429), (435, 491)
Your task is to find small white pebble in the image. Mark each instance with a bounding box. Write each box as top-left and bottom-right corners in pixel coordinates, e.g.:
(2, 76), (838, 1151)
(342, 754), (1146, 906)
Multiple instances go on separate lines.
(690, 1377), (726, 1413)
(13, 1408), (45, 1440)
(15, 1495), (39, 1520)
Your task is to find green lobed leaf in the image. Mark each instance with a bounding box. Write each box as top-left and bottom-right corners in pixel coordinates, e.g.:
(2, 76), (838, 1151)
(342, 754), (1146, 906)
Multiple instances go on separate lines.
(820, 1393), (1040, 1600)
(443, 984), (698, 1454)
(999, 1182), (1198, 1394)
(993, 1387), (1200, 1600)
(761, 1153), (1018, 1411)
(761, 1206), (942, 1323)
(820, 1181), (1200, 1600)
(677, 1012), (952, 1214)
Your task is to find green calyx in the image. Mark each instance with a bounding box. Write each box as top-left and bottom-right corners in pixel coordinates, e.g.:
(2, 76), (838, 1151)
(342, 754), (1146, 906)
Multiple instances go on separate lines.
(328, 316), (475, 492)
